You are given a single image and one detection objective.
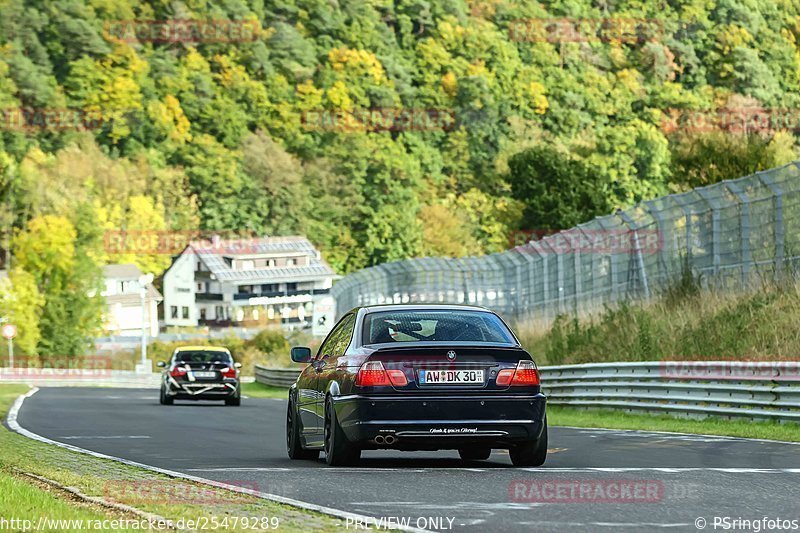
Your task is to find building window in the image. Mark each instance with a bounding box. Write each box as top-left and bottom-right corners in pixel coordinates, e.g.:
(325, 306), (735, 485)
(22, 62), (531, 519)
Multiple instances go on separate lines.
(197, 282), (205, 292)
(238, 285), (252, 294)
(286, 258), (296, 266)
(182, 306), (189, 319)
(286, 282), (298, 291)
(170, 306), (178, 319)
(267, 259), (276, 267)
(200, 308), (207, 320)
(215, 306), (224, 319)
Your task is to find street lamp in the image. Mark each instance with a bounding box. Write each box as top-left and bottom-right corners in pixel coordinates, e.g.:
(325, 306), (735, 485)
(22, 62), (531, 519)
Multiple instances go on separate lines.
(138, 273), (154, 373)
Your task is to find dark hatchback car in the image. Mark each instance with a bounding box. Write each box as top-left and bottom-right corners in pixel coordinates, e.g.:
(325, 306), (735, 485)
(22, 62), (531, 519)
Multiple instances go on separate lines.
(286, 305), (547, 466)
(158, 346), (242, 406)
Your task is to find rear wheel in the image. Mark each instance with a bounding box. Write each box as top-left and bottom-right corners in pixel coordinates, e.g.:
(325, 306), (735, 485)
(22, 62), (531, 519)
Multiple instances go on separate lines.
(159, 386), (173, 405)
(458, 448), (492, 461)
(324, 397), (360, 466)
(225, 388), (241, 406)
(286, 397), (319, 460)
(509, 419), (548, 467)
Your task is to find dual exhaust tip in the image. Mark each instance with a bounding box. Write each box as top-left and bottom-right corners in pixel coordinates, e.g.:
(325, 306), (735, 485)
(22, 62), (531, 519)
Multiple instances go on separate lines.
(374, 434), (397, 446)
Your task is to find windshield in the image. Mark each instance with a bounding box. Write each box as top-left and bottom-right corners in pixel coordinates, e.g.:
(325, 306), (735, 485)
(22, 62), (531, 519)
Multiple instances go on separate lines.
(173, 350), (232, 364)
(363, 310), (516, 345)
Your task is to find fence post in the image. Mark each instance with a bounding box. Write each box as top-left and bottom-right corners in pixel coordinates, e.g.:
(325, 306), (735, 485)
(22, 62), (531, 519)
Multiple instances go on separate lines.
(556, 245), (565, 314)
(618, 211), (651, 300)
(696, 188), (721, 284)
(643, 200), (667, 288)
(725, 181), (752, 288)
(573, 228), (583, 316)
(758, 171), (784, 279)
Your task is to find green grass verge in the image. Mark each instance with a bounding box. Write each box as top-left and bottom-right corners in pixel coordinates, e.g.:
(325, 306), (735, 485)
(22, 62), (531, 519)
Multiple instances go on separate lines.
(548, 405), (800, 442)
(0, 385), (340, 532)
(516, 279), (800, 366)
(241, 382), (289, 399)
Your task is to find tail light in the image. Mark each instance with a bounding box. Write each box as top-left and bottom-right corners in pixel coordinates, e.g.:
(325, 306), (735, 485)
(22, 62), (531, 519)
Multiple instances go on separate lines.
(170, 367), (187, 378)
(221, 367), (237, 379)
(356, 361), (407, 387)
(496, 360), (540, 386)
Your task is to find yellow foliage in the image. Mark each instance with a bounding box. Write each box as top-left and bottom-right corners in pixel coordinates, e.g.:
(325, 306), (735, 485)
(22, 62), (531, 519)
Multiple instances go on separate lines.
(441, 72), (457, 97)
(147, 95), (192, 145)
(527, 82), (548, 115)
(326, 81), (354, 111)
(715, 24), (754, 55)
(327, 47), (386, 83)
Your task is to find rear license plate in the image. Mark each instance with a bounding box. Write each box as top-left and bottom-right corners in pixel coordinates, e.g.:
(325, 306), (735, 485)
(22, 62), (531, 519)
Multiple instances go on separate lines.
(192, 371), (217, 378)
(419, 369), (484, 385)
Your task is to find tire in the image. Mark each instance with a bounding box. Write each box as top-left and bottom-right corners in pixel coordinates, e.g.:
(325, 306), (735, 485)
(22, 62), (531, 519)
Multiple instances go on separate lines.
(159, 386), (173, 405)
(225, 395), (241, 406)
(286, 397), (319, 460)
(324, 397), (360, 466)
(458, 448), (492, 461)
(510, 419), (548, 467)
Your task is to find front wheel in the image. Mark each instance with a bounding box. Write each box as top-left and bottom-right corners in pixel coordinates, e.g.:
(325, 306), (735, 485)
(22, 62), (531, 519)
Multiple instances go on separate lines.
(286, 397), (319, 460)
(509, 419), (548, 467)
(324, 397), (360, 466)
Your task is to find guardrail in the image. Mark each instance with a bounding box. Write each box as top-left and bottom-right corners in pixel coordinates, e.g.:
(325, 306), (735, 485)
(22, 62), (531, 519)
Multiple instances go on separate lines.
(255, 361), (800, 422)
(254, 366), (304, 388)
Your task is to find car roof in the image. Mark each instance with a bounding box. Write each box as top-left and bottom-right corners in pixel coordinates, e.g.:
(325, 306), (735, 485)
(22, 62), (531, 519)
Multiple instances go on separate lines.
(360, 303), (493, 314)
(173, 346), (230, 352)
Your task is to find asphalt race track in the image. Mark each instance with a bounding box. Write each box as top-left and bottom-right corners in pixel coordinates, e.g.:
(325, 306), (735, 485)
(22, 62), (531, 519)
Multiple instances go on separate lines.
(13, 388), (800, 532)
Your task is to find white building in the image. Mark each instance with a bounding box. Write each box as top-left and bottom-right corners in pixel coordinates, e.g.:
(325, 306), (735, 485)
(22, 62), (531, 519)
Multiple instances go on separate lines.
(102, 264), (162, 337)
(161, 236), (337, 329)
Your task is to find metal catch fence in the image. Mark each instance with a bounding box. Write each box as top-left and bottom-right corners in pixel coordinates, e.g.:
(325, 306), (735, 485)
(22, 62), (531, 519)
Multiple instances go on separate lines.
(331, 162), (800, 321)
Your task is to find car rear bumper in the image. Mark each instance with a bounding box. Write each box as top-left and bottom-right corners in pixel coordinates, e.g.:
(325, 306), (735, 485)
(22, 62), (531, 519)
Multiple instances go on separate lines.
(165, 378), (239, 400)
(332, 393), (546, 450)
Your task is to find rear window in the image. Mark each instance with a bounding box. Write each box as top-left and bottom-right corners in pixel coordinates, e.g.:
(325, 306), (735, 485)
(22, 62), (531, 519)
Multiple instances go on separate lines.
(363, 310), (516, 345)
(173, 350), (232, 364)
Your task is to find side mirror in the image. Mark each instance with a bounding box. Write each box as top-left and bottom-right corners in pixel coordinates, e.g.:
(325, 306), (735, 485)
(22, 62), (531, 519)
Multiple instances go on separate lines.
(234, 362), (242, 369)
(291, 346), (312, 363)
(156, 361), (166, 368)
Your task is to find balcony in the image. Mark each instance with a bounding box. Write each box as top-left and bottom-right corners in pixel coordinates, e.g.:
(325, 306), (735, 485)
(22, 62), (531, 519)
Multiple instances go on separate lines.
(196, 292), (224, 301)
(233, 288), (330, 301)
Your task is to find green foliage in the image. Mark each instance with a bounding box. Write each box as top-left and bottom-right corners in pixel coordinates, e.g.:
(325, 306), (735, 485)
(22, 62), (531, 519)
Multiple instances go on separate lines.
(0, 268), (44, 355)
(507, 145), (612, 231)
(12, 214), (104, 358)
(248, 329), (291, 356)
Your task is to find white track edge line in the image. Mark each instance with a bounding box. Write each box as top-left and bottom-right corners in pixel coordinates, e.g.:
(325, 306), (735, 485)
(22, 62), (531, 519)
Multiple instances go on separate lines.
(553, 424), (800, 445)
(6, 388), (429, 533)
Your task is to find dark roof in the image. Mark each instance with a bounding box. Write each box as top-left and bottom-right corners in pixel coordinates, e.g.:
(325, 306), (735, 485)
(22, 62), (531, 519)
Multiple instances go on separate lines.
(188, 236), (337, 283)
